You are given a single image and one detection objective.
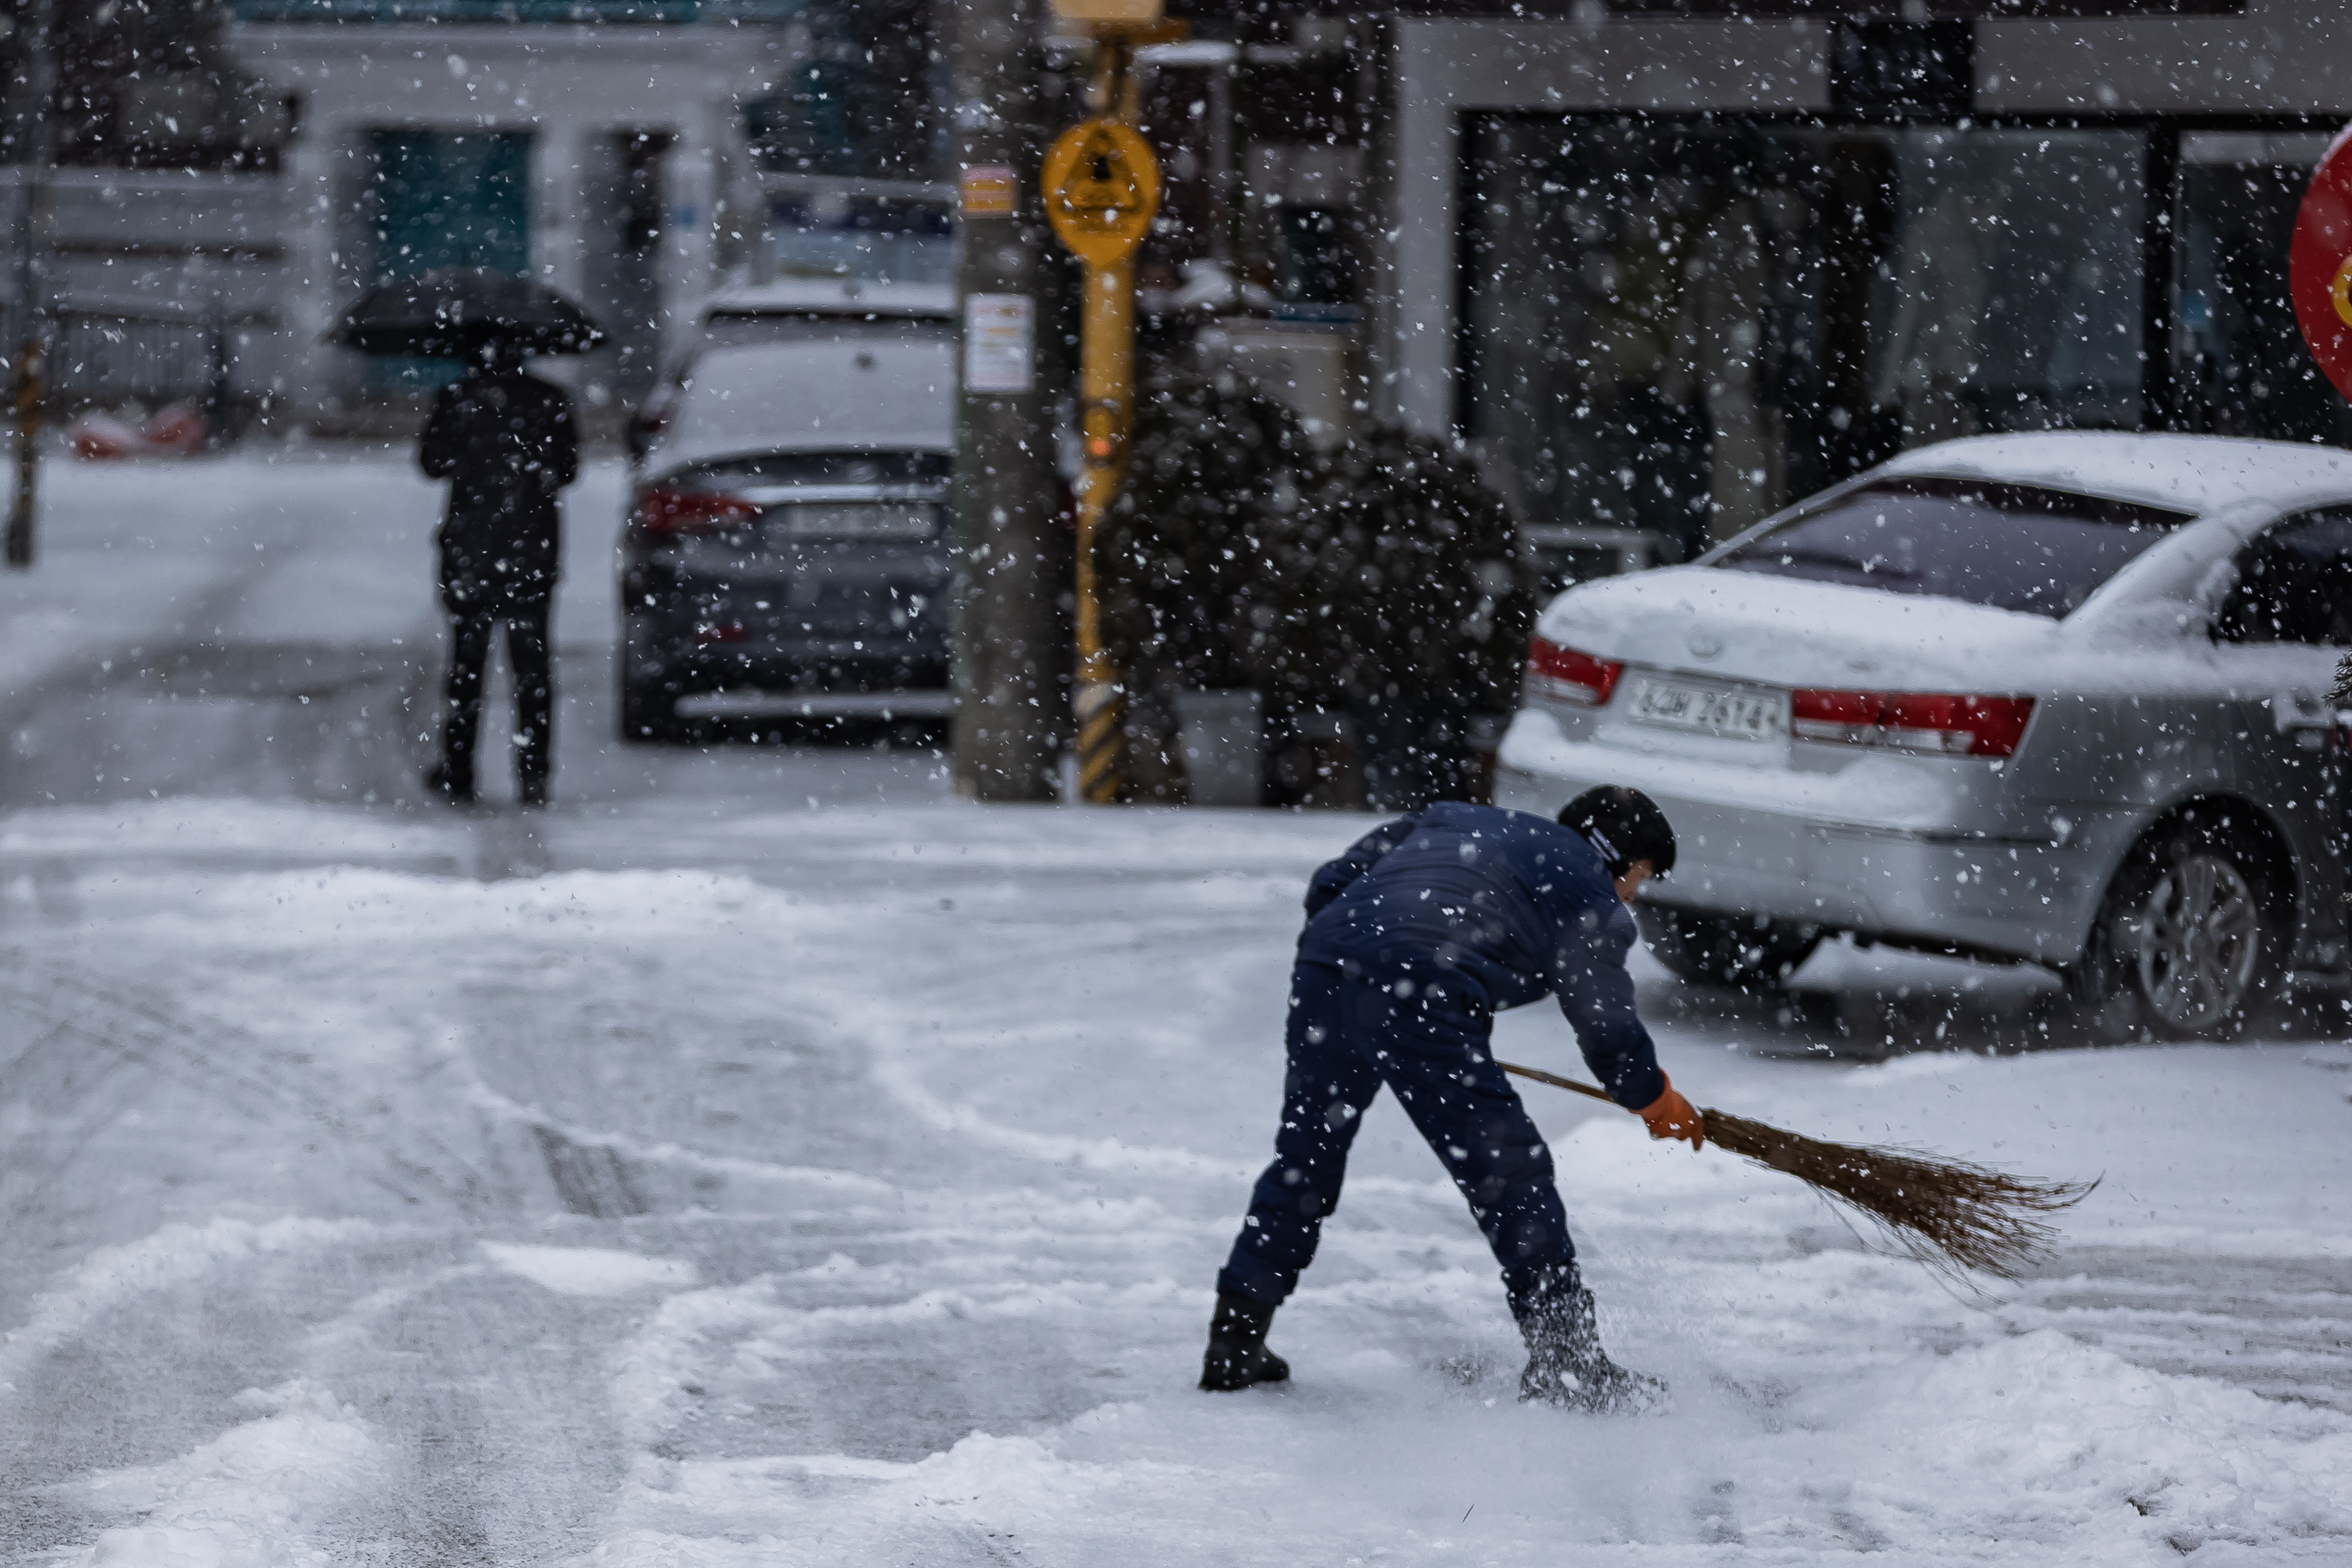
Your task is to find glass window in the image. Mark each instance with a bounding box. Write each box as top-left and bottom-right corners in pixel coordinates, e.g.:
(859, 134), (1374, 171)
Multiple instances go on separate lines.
(364, 130), (532, 391)
(680, 451), (954, 489)
(2214, 511), (2352, 646)
(236, 1), (798, 18)
(1871, 131), (2148, 440)
(2173, 138), (2352, 447)
(1712, 475), (2192, 617)
(742, 3), (939, 185)
(762, 198), (959, 287)
(697, 316), (956, 353)
(1462, 120), (2152, 562)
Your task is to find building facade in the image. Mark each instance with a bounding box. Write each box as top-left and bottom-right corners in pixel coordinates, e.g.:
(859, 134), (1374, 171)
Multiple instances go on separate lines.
(1351, 3), (2352, 565)
(21, 0), (2345, 481)
(228, 3), (799, 421)
(9, 0), (955, 429)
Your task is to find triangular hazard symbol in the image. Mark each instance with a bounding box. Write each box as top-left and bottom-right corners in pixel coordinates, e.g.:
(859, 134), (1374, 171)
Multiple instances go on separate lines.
(1064, 128), (1142, 217)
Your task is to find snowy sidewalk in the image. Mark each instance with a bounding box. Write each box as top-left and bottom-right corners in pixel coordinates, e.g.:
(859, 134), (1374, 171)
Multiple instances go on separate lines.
(0, 444), (629, 692)
(0, 446), (744, 811)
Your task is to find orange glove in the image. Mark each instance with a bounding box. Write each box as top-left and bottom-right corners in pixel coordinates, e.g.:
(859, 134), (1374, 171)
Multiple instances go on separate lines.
(1636, 1075), (1705, 1150)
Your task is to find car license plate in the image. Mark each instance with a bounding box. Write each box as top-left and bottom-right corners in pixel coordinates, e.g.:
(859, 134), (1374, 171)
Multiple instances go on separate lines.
(1624, 677), (1784, 740)
(769, 502), (939, 541)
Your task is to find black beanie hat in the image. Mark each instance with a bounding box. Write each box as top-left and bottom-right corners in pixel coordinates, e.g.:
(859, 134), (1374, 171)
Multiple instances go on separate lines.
(1559, 786), (1676, 879)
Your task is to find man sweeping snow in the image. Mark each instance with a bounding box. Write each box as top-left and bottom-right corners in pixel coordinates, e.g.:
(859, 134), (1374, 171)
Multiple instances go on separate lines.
(1201, 787), (1701, 1412)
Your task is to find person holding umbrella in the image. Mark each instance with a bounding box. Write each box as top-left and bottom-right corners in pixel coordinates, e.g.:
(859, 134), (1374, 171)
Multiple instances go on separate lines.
(334, 270), (603, 807)
(417, 335), (579, 806)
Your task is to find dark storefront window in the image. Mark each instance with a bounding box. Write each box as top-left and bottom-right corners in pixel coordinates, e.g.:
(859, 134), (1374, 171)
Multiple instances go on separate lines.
(235, 1), (797, 17)
(742, 0), (941, 183)
(367, 131), (533, 281)
(2174, 134), (2352, 447)
(1463, 119), (2150, 562)
(364, 130), (532, 389)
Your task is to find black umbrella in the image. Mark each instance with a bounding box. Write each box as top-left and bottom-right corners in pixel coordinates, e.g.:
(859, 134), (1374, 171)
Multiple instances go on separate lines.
(330, 267), (606, 359)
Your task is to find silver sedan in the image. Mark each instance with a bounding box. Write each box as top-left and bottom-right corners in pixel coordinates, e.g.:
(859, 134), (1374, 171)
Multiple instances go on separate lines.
(1495, 432), (2352, 1040)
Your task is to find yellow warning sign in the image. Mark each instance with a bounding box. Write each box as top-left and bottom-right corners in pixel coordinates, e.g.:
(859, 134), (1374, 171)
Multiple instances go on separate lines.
(1044, 119), (1161, 269)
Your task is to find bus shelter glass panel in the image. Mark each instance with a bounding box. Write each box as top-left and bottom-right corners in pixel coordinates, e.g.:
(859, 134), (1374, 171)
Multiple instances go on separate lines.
(1463, 119), (2150, 562)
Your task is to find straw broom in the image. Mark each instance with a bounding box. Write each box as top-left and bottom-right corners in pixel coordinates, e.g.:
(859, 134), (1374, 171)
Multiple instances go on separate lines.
(1498, 1060), (2095, 1281)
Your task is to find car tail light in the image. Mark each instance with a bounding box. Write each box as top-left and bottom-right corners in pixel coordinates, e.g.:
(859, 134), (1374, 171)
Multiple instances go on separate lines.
(634, 487), (760, 538)
(1791, 689), (2036, 758)
(1525, 636), (1624, 707)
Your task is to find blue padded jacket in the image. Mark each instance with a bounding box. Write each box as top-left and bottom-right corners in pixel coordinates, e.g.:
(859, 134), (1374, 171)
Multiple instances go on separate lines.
(1295, 800), (1666, 1110)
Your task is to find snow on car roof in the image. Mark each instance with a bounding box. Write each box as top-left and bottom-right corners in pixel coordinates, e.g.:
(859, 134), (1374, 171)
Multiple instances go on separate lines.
(697, 277), (956, 321)
(1877, 432), (2352, 516)
(649, 338), (955, 474)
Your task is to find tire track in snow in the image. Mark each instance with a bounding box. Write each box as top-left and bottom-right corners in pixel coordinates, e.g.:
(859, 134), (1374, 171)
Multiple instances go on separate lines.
(446, 1046), (899, 1206)
(2007, 1246), (2352, 1413)
(0, 964), (488, 1215)
(0, 1216), (386, 1392)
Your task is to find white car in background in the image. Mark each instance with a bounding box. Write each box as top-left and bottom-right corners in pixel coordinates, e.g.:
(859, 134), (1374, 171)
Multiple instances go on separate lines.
(1498, 433), (2352, 1040)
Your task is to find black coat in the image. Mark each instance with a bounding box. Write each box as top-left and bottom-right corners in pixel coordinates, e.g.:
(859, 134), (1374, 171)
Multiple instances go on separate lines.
(420, 368), (579, 613)
(1297, 802), (1667, 1111)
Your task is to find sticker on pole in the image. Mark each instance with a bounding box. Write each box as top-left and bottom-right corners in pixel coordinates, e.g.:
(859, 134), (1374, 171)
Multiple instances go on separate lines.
(1044, 119), (1161, 268)
(959, 164), (1016, 217)
(964, 294), (1034, 393)
(2291, 124), (2352, 402)
(1050, 0), (1163, 22)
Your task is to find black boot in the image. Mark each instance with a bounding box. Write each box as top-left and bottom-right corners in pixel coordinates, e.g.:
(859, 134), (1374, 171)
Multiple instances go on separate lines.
(424, 762), (475, 806)
(1199, 1291), (1290, 1392)
(1512, 1272), (1665, 1414)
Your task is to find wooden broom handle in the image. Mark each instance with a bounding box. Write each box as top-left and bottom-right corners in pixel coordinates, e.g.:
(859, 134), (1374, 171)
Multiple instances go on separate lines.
(1496, 1059), (1618, 1106)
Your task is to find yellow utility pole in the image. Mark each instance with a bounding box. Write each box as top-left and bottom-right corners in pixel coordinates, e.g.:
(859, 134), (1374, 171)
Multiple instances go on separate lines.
(1044, 2), (1172, 802)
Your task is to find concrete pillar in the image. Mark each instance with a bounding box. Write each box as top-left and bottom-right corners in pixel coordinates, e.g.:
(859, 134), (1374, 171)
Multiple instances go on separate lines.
(533, 118), (584, 298)
(282, 119), (369, 413)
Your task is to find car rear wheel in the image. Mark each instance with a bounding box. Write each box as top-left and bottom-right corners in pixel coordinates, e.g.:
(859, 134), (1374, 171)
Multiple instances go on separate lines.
(1638, 907), (1824, 991)
(2068, 821), (2283, 1041)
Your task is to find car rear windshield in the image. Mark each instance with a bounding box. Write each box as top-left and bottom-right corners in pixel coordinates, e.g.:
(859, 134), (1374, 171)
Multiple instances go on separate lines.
(1712, 475), (2194, 617)
(684, 451), (952, 489)
(698, 315), (953, 353)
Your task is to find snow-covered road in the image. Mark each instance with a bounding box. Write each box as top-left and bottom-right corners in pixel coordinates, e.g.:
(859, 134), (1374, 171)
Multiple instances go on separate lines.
(3, 451), (2350, 1566)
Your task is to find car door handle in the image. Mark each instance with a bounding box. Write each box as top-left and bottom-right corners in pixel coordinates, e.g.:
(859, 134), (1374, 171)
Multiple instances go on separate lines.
(2272, 689), (2333, 732)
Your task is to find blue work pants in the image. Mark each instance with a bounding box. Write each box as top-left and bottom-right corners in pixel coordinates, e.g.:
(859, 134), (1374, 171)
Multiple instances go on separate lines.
(1218, 958), (1577, 1308)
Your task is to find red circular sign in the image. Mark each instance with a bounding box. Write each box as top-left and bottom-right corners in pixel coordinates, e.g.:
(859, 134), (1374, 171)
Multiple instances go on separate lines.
(2291, 126), (2352, 403)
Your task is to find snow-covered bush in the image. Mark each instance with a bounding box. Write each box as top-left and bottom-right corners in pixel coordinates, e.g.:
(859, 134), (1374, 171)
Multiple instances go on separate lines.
(1096, 364), (1535, 806)
(1097, 364), (1312, 695)
(1268, 426), (1531, 719)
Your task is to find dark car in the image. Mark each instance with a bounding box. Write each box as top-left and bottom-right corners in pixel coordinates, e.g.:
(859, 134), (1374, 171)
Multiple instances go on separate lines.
(618, 285), (957, 741)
